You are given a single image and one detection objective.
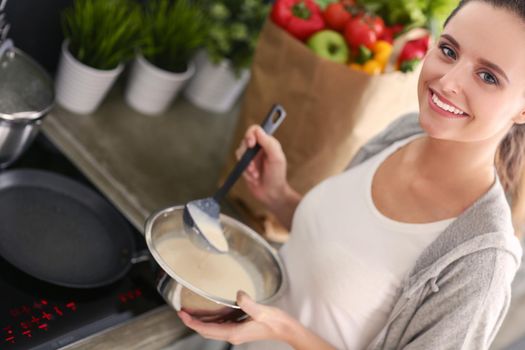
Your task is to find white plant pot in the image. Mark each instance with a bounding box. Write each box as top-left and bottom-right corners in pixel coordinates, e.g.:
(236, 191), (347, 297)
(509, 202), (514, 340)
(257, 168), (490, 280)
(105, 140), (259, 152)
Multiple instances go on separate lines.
(124, 55), (195, 116)
(184, 50), (250, 114)
(55, 41), (123, 114)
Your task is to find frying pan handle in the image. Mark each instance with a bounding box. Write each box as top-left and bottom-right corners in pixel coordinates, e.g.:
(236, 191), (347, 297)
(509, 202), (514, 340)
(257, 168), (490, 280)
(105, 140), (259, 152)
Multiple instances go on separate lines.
(213, 104), (287, 203)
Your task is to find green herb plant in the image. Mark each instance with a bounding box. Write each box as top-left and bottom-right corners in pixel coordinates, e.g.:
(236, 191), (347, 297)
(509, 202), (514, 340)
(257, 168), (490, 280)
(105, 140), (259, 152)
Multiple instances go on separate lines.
(62, 0), (142, 70)
(205, 0), (270, 77)
(142, 0), (208, 73)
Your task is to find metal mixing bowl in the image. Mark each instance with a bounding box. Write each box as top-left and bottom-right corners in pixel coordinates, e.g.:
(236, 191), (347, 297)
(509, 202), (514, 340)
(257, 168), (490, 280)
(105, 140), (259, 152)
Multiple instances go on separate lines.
(144, 205), (286, 323)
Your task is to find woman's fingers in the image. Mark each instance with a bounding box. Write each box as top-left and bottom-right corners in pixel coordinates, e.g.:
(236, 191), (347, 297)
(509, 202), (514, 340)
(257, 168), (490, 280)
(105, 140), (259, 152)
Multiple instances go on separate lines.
(237, 127), (266, 180)
(237, 291), (261, 318)
(253, 127), (283, 162)
(178, 311), (236, 340)
(178, 311), (274, 345)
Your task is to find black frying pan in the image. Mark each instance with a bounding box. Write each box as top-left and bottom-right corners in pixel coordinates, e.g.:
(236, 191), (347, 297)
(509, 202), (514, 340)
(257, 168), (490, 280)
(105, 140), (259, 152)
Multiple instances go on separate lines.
(0, 169), (136, 288)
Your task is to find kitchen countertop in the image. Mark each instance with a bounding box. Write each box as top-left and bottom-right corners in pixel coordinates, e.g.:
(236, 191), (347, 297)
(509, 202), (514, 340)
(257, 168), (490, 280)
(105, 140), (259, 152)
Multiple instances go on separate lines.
(42, 85), (242, 349)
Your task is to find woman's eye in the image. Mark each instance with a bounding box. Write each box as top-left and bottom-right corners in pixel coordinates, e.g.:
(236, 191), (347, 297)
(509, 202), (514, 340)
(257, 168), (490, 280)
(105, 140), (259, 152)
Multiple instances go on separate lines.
(439, 45), (457, 59)
(479, 72), (498, 85)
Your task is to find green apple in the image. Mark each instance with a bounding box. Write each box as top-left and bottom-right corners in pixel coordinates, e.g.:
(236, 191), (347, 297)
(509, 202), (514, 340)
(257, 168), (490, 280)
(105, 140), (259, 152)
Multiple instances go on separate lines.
(307, 30), (349, 64)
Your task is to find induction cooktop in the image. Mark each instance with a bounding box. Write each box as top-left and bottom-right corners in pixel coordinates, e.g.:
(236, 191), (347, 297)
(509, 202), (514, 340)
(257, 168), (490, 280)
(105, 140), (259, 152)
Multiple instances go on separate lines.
(0, 133), (165, 349)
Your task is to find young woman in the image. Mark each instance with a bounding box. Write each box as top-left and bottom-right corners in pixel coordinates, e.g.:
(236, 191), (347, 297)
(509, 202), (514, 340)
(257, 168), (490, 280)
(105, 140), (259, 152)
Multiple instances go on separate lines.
(179, 0), (525, 349)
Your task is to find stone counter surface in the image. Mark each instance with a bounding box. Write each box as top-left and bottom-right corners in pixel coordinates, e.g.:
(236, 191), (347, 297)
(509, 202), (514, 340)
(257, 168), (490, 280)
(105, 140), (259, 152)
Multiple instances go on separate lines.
(42, 86), (241, 349)
(43, 87), (241, 232)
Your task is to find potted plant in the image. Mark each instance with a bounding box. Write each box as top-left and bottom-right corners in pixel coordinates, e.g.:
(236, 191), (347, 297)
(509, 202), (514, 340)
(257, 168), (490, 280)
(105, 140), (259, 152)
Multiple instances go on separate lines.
(124, 0), (208, 116)
(184, 0), (270, 114)
(55, 0), (142, 115)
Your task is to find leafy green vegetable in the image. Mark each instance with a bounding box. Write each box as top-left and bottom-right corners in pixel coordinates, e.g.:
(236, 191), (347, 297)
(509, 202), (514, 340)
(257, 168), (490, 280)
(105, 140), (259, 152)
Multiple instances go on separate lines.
(62, 0), (142, 70)
(203, 0), (270, 76)
(141, 0), (208, 73)
(358, 0), (460, 35)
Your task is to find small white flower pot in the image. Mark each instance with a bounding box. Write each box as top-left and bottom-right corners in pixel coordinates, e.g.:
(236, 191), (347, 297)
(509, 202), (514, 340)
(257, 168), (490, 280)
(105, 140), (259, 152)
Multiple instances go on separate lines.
(184, 50), (250, 114)
(55, 41), (123, 115)
(124, 55), (195, 116)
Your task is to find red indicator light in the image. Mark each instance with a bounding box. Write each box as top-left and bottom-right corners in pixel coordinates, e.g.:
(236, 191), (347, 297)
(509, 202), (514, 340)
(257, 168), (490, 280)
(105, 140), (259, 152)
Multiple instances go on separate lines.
(5, 336), (15, 343)
(31, 316), (40, 325)
(3, 327), (15, 343)
(54, 306), (63, 316)
(38, 323), (48, 331)
(66, 302), (77, 312)
(40, 300), (48, 306)
(118, 289), (144, 304)
(22, 330), (32, 338)
(41, 312), (52, 321)
(19, 322), (29, 330)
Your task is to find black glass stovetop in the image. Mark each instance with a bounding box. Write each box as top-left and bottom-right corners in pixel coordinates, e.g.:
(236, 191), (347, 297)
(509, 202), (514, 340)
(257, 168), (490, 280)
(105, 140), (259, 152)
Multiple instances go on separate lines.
(0, 133), (165, 350)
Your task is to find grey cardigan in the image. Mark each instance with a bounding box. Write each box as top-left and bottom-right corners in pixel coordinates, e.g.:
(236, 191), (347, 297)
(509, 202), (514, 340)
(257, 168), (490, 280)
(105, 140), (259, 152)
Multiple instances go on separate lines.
(349, 113), (523, 350)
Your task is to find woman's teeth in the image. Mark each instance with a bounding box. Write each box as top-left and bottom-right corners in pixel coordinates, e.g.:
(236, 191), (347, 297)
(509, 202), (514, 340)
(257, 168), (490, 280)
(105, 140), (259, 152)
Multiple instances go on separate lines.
(431, 93), (466, 115)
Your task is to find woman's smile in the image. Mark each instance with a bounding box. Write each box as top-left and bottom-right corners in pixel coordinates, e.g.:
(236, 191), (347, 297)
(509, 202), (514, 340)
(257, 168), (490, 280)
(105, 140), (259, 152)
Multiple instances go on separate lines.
(427, 88), (470, 119)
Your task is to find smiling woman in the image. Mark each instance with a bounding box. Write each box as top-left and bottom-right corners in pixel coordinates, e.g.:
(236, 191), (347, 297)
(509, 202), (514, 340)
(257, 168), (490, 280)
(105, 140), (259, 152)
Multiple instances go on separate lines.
(178, 1), (525, 350)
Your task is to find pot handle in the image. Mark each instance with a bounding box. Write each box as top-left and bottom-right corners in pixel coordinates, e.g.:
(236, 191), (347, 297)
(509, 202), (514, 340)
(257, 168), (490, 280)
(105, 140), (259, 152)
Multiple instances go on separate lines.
(130, 249), (151, 264)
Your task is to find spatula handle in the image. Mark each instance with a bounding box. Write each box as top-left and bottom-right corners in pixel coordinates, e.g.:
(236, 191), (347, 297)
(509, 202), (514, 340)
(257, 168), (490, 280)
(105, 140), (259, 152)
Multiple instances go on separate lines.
(214, 104), (287, 202)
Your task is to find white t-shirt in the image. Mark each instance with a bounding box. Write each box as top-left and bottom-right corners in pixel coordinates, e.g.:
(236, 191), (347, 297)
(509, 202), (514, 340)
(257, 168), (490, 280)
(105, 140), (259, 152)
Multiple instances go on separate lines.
(237, 135), (455, 350)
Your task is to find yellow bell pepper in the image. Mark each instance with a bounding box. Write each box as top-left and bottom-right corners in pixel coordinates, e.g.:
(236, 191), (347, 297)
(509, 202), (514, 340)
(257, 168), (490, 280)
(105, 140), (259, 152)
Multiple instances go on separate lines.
(372, 40), (393, 70)
(362, 60), (382, 75)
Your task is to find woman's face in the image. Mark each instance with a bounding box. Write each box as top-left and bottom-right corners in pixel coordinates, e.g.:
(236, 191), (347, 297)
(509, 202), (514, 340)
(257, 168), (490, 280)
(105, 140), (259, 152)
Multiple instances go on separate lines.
(417, 1), (525, 143)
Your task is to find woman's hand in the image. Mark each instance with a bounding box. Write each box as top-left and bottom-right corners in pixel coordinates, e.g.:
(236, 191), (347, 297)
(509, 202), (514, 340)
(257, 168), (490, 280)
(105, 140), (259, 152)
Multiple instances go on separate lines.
(236, 125), (288, 207)
(178, 291), (336, 350)
(237, 126), (302, 230)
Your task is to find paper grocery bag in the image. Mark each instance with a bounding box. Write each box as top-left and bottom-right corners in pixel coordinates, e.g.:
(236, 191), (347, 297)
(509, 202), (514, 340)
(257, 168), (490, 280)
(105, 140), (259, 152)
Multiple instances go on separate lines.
(222, 20), (421, 241)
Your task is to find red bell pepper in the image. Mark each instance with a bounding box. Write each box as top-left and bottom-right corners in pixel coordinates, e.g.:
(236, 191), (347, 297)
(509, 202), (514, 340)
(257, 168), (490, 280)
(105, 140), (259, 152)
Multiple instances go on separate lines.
(397, 35), (430, 72)
(271, 0), (325, 41)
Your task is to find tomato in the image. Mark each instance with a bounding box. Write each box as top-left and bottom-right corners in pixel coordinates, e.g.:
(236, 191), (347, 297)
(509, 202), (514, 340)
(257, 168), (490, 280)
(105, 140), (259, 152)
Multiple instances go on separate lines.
(323, 2), (352, 32)
(360, 13), (385, 38)
(378, 27), (393, 44)
(344, 17), (377, 50)
(389, 24), (404, 37)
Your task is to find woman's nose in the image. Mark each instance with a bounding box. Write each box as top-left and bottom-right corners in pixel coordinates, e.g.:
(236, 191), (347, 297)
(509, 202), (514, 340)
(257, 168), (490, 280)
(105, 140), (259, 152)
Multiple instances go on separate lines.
(439, 63), (465, 96)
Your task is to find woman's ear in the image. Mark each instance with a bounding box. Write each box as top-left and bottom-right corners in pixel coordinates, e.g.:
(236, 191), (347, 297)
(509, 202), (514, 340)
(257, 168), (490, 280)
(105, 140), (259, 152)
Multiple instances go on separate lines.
(514, 109), (525, 125)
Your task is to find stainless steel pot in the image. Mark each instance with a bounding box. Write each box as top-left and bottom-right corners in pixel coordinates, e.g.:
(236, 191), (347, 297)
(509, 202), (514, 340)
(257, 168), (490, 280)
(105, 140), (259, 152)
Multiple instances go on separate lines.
(145, 206), (286, 323)
(0, 47), (54, 168)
